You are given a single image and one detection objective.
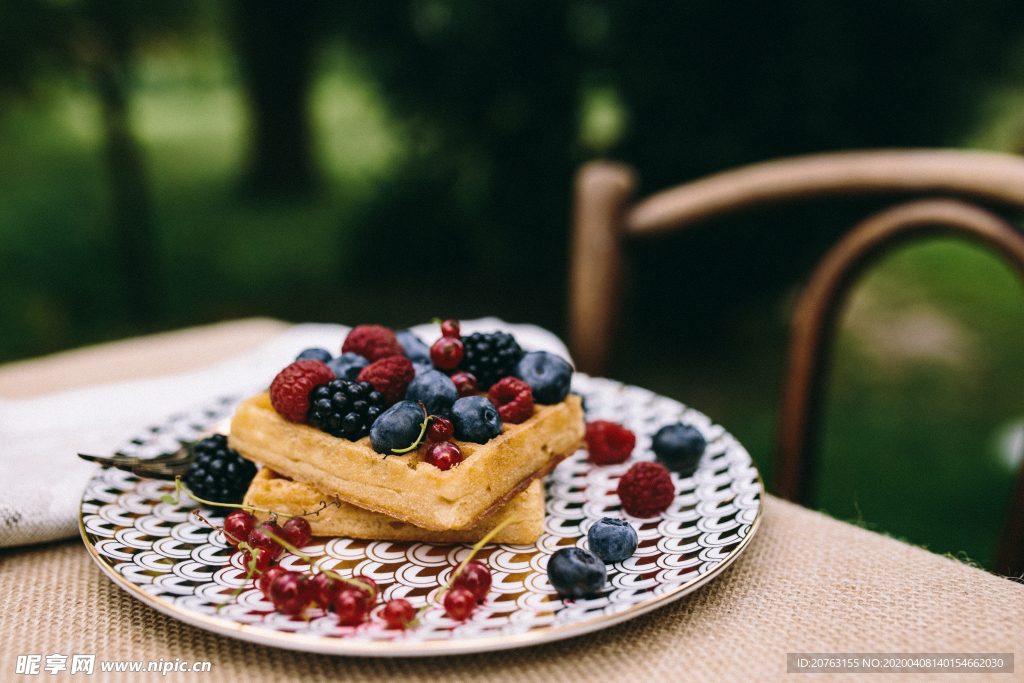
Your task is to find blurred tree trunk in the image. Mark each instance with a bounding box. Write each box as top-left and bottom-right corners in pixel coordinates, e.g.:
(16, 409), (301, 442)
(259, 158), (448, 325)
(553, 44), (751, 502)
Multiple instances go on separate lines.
(84, 0), (160, 321)
(232, 0), (320, 198)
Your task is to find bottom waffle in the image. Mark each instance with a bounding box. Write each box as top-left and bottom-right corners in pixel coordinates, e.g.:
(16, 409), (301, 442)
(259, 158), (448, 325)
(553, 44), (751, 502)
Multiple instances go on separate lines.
(243, 468), (545, 544)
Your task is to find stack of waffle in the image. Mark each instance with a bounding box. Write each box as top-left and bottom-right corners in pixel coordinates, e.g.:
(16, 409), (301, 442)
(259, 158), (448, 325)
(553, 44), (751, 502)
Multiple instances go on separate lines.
(230, 392), (585, 544)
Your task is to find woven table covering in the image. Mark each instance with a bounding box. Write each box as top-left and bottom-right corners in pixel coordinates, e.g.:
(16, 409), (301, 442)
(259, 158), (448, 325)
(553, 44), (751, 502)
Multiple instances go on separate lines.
(2, 320), (1022, 682)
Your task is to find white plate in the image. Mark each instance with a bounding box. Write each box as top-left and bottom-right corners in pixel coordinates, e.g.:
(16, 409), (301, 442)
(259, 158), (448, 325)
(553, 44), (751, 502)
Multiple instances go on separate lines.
(79, 374), (763, 656)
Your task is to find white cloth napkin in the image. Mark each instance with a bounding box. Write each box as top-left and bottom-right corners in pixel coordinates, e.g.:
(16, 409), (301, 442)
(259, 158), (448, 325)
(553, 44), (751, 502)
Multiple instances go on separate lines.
(0, 319), (572, 548)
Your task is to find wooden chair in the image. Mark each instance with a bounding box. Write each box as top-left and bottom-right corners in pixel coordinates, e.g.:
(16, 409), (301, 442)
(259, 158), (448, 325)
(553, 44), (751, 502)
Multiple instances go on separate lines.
(568, 149), (1024, 576)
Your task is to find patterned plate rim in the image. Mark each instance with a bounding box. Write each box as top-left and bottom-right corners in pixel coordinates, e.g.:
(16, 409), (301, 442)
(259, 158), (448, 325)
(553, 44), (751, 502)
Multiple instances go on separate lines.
(78, 508), (763, 656)
(78, 381), (765, 657)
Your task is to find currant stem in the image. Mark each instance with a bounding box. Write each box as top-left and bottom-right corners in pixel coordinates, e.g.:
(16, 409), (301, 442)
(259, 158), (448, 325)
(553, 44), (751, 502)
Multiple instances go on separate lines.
(160, 477), (303, 519)
(407, 513), (519, 627)
(166, 481), (374, 606)
(216, 540), (261, 610)
(251, 520), (376, 601)
(390, 403), (434, 454)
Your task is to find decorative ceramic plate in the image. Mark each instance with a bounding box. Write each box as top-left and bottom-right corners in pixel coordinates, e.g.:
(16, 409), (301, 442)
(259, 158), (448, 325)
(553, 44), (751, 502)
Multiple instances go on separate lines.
(79, 375), (763, 656)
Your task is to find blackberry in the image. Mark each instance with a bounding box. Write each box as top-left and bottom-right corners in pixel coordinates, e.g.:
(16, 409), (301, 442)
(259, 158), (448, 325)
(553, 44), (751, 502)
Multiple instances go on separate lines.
(307, 379), (386, 440)
(183, 434), (257, 505)
(458, 331), (524, 390)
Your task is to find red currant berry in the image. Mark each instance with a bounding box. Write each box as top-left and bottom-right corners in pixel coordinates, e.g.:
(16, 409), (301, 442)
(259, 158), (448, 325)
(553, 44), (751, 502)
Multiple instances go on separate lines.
(280, 516), (312, 549)
(351, 574), (380, 606)
(450, 371), (478, 397)
(248, 523), (284, 558)
(259, 565), (287, 596)
(333, 588), (369, 626)
(424, 441), (463, 471)
(440, 319), (460, 338)
(443, 587), (476, 620)
(241, 546), (272, 576)
(268, 571), (312, 616)
(382, 598), (417, 630)
(310, 573), (342, 608)
(430, 336), (464, 371)
(223, 510), (255, 547)
(426, 416), (454, 443)
(451, 560), (492, 602)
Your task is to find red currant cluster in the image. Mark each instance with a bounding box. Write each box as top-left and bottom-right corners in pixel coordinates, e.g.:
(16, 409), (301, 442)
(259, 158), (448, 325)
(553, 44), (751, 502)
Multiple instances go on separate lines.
(431, 319), (480, 398)
(443, 560), (491, 620)
(225, 510), (384, 624)
(224, 509), (311, 574)
(422, 416), (462, 470)
(430, 319), (464, 371)
(221, 509), (495, 628)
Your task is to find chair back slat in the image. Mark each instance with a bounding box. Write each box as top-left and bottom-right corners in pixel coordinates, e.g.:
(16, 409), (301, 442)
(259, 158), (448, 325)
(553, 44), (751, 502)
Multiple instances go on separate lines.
(775, 199), (1024, 578)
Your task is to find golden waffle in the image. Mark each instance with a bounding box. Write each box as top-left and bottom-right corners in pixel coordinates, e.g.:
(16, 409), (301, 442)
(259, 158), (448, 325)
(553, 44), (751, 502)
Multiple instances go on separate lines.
(244, 468), (545, 544)
(229, 392), (584, 531)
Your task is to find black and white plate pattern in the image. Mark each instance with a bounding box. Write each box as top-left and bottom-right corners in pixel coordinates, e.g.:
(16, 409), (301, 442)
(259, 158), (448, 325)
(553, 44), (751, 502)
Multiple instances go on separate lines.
(79, 375), (763, 656)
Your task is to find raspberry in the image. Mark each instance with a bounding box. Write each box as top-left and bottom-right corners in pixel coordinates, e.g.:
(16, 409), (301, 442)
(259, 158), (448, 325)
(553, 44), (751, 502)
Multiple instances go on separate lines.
(357, 356), (415, 406)
(585, 421), (636, 465)
(270, 360), (335, 422)
(488, 377), (534, 424)
(617, 462), (675, 518)
(342, 325), (403, 362)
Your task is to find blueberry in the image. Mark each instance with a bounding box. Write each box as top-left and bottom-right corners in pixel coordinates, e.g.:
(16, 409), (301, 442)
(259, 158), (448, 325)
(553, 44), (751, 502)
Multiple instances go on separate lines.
(587, 518), (638, 564)
(547, 547), (607, 599)
(396, 330), (432, 364)
(327, 352), (370, 381)
(405, 370), (458, 416)
(652, 423), (706, 475)
(370, 401), (425, 454)
(513, 351), (572, 404)
(296, 347), (332, 363)
(412, 361), (433, 377)
(450, 396), (502, 444)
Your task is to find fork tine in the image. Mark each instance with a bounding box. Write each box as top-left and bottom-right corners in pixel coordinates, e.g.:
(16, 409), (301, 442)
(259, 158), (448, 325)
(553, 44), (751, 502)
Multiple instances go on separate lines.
(78, 444), (195, 472)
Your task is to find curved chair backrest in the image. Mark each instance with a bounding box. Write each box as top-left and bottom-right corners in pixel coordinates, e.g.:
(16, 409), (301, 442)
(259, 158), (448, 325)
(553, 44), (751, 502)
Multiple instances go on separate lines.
(568, 149), (1024, 576)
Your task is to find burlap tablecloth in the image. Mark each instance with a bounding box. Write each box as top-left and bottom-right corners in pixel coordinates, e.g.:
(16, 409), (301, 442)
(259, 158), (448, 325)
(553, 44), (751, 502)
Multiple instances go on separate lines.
(2, 320), (1022, 682)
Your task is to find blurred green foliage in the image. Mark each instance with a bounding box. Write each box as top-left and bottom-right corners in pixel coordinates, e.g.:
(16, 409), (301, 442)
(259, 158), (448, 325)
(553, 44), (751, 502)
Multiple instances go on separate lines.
(2, 1), (1024, 567)
(4, 0), (1024, 354)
